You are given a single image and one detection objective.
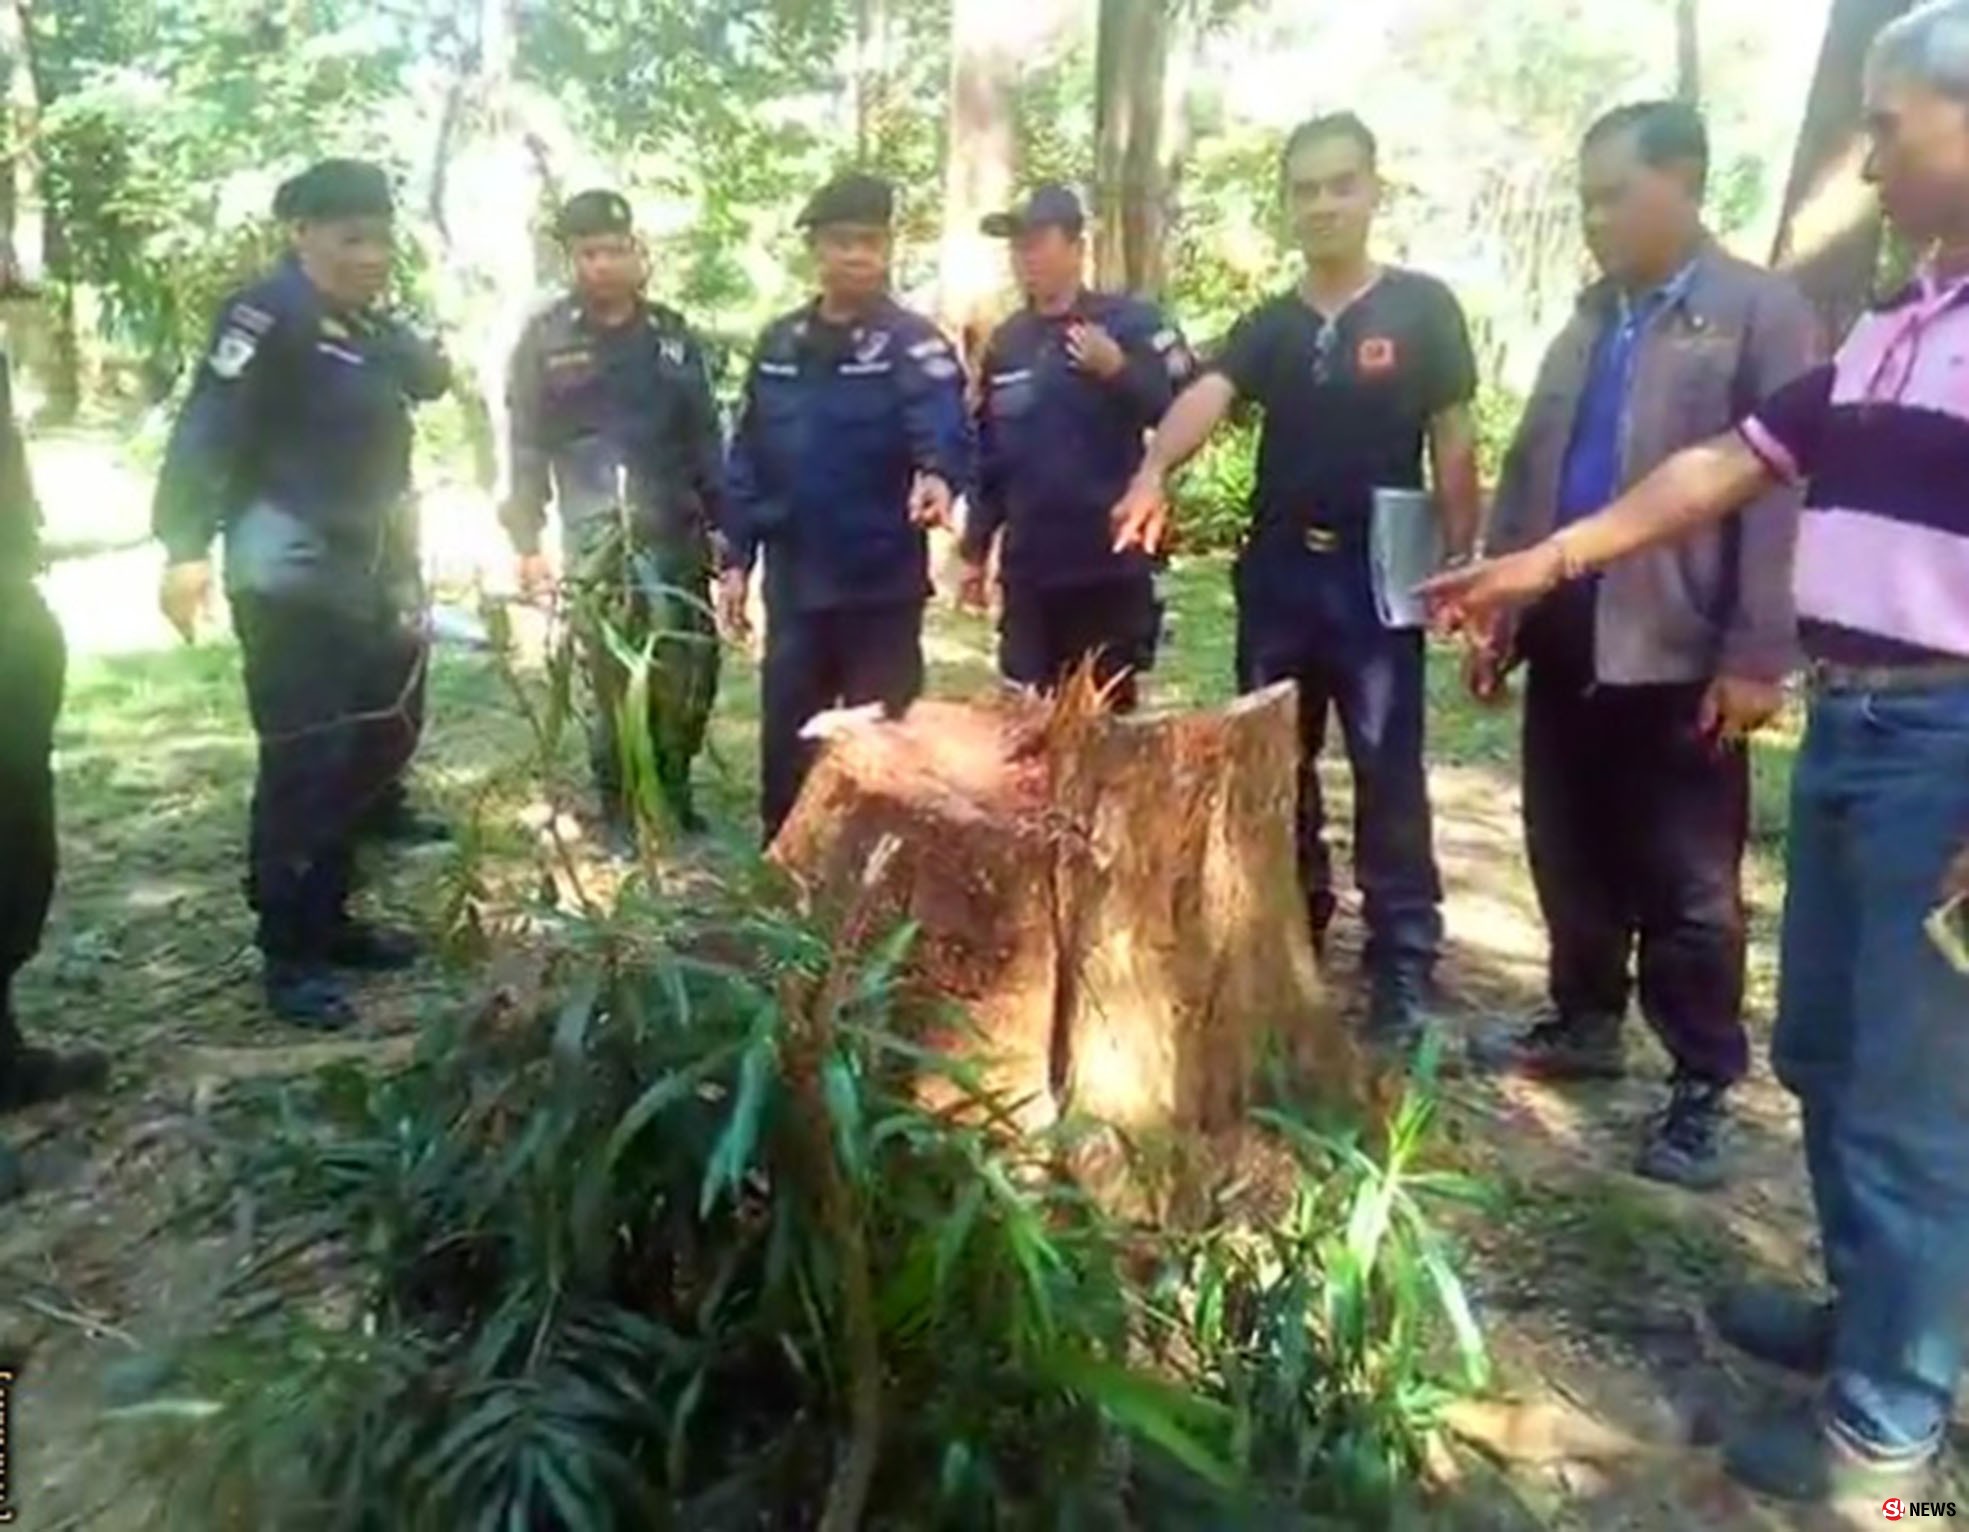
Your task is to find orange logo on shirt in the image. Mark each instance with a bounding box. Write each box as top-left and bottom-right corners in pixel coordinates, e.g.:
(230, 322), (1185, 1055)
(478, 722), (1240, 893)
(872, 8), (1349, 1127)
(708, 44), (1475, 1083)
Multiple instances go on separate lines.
(1358, 337), (1398, 375)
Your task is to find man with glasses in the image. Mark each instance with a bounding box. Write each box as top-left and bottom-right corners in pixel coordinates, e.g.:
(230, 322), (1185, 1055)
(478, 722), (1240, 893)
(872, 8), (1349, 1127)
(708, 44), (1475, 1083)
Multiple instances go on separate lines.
(1112, 112), (1483, 1054)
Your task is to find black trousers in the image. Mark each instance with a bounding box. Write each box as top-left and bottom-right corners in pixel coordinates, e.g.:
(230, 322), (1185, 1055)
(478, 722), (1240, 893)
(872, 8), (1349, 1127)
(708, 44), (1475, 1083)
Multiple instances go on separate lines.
(1520, 591), (1751, 1086)
(998, 575), (1159, 713)
(759, 600), (923, 842)
(0, 583), (63, 1015)
(234, 593), (418, 959)
(357, 621), (428, 826)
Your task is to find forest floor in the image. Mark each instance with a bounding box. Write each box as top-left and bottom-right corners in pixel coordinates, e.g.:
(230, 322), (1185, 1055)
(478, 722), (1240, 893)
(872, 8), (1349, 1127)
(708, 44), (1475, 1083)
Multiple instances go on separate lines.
(2, 435), (1963, 1529)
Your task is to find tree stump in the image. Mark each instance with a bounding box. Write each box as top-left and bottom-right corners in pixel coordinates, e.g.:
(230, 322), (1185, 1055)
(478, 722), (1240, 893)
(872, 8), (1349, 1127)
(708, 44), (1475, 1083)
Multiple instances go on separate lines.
(769, 678), (1359, 1135)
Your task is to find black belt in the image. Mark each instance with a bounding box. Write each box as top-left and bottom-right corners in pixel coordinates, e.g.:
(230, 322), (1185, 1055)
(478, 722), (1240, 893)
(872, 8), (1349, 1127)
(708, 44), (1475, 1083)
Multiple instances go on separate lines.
(1807, 658), (1969, 694)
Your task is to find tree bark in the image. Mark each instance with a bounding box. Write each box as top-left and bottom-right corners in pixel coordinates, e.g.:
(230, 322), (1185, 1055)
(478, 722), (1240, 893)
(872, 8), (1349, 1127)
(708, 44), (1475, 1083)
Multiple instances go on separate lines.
(854, 0), (891, 161)
(12, 0), (72, 420)
(1675, 0), (1701, 104)
(1093, 0), (1171, 295)
(935, 0), (1019, 341)
(770, 683), (1360, 1137)
(1771, 0), (1915, 343)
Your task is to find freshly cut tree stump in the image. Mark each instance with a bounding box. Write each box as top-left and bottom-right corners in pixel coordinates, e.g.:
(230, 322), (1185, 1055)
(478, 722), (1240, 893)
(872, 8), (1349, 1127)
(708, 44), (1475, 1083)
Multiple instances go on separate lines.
(770, 679), (1359, 1134)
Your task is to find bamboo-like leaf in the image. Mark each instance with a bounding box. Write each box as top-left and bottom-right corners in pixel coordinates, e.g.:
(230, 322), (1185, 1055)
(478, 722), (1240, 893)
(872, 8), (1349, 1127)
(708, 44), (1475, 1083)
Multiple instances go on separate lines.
(699, 1039), (774, 1218)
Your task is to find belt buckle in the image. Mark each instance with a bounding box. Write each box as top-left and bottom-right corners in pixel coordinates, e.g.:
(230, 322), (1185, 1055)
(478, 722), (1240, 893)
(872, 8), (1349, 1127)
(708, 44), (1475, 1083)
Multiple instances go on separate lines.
(1302, 526), (1339, 554)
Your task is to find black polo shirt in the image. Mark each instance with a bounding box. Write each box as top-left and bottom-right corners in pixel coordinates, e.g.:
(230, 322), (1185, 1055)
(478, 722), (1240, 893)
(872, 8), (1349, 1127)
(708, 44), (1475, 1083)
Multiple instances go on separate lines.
(1216, 268), (1476, 547)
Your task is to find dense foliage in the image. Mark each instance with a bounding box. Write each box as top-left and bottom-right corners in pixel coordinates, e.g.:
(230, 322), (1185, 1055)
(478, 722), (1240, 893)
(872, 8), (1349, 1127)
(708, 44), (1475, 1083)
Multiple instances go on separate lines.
(109, 607), (1491, 1529)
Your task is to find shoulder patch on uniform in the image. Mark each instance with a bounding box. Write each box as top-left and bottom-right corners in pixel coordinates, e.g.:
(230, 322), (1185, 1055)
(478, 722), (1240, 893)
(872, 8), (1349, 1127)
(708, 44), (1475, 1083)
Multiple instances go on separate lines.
(659, 336), (687, 366)
(1151, 327), (1180, 352)
(230, 303), (276, 336)
(207, 327), (261, 381)
(923, 357), (959, 380)
(908, 337), (949, 360)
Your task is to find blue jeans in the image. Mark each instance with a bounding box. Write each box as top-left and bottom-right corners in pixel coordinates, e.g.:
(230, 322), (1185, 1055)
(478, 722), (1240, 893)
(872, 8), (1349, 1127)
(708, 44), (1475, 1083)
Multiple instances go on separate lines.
(1233, 543), (1443, 976)
(1772, 681), (1969, 1453)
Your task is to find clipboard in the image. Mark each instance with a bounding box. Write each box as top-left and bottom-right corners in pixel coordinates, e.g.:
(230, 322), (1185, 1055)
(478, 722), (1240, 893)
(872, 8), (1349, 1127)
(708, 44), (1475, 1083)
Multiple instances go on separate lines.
(1369, 486), (1444, 630)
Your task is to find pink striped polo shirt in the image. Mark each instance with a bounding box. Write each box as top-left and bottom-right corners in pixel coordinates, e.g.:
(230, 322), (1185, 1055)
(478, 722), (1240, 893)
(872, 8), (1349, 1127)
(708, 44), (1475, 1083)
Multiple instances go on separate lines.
(1741, 269), (1969, 665)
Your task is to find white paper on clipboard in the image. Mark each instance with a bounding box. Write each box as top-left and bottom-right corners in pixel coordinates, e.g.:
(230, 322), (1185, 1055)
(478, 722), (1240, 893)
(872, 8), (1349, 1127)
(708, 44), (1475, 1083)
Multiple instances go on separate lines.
(1370, 486), (1444, 630)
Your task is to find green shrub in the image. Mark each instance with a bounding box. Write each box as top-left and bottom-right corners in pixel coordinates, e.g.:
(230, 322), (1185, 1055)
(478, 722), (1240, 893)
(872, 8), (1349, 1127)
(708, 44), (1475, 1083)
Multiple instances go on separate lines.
(1170, 416), (1257, 555)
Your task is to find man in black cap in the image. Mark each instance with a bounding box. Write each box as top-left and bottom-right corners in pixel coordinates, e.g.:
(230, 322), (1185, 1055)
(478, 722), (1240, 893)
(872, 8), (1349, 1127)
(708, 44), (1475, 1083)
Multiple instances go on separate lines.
(0, 324), (110, 1198)
(720, 172), (973, 840)
(154, 157), (452, 1029)
(960, 184), (1193, 710)
(502, 188), (726, 844)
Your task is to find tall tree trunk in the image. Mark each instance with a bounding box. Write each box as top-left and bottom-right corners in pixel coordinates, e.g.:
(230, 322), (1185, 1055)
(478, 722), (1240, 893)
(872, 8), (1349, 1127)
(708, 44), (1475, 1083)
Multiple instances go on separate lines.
(936, 0), (1019, 341)
(1771, 0), (1915, 343)
(1093, 0), (1172, 296)
(1675, 0), (1701, 103)
(854, 0), (891, 161)
(0, 0), (33, 280)
(13, 0), (72, 420)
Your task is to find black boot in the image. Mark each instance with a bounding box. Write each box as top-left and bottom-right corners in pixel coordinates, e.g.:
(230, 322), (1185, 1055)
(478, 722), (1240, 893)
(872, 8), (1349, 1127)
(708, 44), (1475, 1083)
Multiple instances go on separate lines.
(1473, 1007), (1626, 1081)
(1636, 1075), (1729, 1190)
(0, 986), (109, 1114)
(264, 958), (358, 1030)
(1364, 965), (1431, 1062)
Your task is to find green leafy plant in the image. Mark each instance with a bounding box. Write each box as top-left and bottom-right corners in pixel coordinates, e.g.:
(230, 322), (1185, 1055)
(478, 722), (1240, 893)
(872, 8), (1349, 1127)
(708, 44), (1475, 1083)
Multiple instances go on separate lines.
(1164, 1047), (1494, 1522)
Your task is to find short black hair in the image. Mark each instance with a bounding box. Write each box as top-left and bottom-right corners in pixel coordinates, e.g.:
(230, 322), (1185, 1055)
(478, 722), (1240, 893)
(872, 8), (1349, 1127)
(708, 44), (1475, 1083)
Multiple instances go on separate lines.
(1280, 112), (1380, 178)
(1583, 101), (1710, 196)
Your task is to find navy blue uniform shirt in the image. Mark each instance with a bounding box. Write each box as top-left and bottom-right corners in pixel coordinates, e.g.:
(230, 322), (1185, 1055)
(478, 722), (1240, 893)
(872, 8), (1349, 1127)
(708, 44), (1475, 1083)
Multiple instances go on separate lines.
(502, 295), (724, 558)
(965, 290), (1193, 589)
(723, 297), (972, 613)
(152, 256), (450, 607)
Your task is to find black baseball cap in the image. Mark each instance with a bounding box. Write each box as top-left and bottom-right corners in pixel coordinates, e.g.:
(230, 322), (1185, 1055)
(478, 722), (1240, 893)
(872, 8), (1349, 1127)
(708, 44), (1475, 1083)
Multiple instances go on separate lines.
(273, 159), (394, 223)
(798, 172), (895, 231)
(981, 184), (1085, 239)
(557, 189), (634, 241)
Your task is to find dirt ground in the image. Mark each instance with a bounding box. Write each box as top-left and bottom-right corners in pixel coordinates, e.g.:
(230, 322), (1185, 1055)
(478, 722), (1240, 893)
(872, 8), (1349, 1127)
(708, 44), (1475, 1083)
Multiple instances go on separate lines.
(2, 447), (1963, 1529)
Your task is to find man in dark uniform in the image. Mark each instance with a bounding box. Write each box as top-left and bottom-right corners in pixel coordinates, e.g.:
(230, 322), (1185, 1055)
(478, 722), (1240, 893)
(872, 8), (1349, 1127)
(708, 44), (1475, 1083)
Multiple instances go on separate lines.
(1112, 113), (1484, 1052)
(0, 342), (110, 1190)
(959, 184), (1194, 710)
(501, 189), (726, 843)
(154, 159), (452, 1029)
(719, 172), (973, 842)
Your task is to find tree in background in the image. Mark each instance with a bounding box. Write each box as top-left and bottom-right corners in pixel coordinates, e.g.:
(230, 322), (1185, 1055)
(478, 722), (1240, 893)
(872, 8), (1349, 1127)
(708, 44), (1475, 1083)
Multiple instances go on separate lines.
(1771, 0), (1916, 340)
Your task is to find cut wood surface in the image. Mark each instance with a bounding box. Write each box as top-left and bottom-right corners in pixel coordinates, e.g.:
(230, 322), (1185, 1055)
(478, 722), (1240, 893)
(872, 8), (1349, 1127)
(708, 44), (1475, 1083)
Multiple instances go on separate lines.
(771, 678), (1360, 1133)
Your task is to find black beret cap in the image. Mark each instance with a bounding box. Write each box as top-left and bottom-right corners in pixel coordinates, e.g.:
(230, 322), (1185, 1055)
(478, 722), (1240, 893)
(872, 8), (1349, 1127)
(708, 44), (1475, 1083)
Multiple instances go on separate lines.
(273, 159), (394, 223)
(557, 189), (634, 241)
(798, 172), (895, 231)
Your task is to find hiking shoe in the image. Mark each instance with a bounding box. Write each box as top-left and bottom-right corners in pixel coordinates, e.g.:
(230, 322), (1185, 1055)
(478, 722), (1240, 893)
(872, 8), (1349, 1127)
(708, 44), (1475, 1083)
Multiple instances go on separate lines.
(1475, 1008), (1625, 1081)
(1710, 1284), (1835, 1377)
(325, 920), (423, 973)
(1635, 1077), (1729, 1190)
(1724, 1396), (1939, 1504)
(265, 962), (358, 1031)
(1364, 968), (1431, 1063)
(0, 1044), (111, 1114)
